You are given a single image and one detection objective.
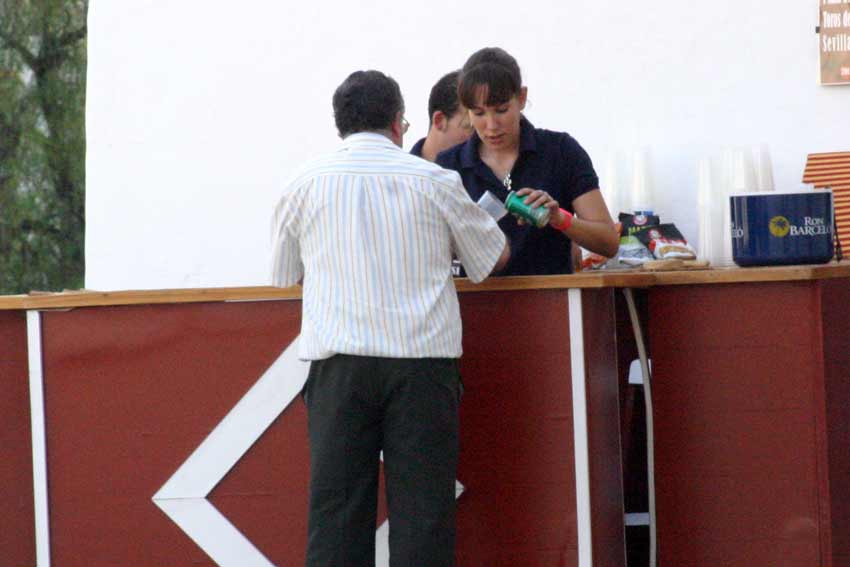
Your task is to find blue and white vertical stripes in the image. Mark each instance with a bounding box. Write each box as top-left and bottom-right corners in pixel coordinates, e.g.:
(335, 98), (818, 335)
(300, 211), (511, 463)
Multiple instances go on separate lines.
(272, 133), (505, 360)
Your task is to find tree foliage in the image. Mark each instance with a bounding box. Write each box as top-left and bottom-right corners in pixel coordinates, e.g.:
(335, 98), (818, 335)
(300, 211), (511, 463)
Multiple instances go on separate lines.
(0, 0), (87, 293)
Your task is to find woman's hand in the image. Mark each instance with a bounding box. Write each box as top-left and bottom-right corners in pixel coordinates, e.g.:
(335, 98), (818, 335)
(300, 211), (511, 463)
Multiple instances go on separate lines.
(514, 187), (560, 225)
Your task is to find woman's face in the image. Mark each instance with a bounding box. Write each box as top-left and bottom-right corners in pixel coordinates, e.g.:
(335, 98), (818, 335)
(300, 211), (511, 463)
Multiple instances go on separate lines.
(468, 86), (527, 151)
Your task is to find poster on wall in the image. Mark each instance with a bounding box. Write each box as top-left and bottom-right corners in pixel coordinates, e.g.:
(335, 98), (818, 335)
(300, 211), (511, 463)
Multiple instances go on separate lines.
(820, 0), (850, 84)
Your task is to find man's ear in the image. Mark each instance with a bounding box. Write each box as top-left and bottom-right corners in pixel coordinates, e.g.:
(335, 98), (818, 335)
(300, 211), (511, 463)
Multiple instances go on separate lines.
(389, 111), (404, 146)
(432, 111), (448, 132)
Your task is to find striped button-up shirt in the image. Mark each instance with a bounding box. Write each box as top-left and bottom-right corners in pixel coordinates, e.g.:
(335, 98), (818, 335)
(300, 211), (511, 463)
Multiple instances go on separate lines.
(272, 133), (506, 360)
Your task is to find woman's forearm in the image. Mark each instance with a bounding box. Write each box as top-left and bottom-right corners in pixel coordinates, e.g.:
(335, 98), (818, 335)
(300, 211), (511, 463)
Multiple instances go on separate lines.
(561, 215), (620, 258)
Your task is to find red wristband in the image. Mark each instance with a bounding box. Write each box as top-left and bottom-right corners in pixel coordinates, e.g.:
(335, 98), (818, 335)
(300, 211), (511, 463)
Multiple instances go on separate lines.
(551, 208), (573, 231)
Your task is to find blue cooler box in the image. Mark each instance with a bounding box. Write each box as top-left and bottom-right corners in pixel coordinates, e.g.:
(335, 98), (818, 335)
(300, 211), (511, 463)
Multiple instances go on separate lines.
(730, 190), (834, 267)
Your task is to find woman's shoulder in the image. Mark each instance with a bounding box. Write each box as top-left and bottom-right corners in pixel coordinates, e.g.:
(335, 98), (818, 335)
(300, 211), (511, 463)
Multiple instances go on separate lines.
(519, 116), (581, 153)
(532, 125), (583, 149)
(530, 127), (592, 166)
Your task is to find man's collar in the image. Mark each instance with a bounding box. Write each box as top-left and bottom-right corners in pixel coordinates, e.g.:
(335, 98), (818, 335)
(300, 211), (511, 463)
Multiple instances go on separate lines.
(459, 115), (537, 169)
(339, 132), (400, 150)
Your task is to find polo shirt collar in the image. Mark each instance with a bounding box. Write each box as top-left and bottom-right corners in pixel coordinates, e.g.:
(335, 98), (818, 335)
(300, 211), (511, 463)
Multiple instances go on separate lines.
(459, 114), (538, 169)
(409, 137), (426, 157)
(459, 133), (480, 169)
(518, 115), (537, 154)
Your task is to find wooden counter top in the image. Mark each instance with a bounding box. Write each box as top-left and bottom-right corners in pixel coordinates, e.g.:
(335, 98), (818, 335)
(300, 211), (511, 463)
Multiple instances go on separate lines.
(1, 261), (849, 310)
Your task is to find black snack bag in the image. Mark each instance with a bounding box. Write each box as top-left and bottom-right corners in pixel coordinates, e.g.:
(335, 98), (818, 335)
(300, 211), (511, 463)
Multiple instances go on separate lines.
(619, 212), (660, 236)
(617, 213), (660, 265)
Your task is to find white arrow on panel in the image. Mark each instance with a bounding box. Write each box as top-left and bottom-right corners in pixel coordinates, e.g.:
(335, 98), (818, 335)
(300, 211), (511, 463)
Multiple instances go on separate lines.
(152, 337), (309, 567)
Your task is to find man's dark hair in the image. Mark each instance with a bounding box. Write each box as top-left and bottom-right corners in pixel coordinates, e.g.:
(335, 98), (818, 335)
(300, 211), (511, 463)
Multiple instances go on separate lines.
(332, 70), (404, 138)
(458, 47), (522, 109)
(427, 70), (461, 129)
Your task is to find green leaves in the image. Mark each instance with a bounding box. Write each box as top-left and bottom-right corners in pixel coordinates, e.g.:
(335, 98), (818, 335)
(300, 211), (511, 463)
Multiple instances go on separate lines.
(0, 0), (87, 293)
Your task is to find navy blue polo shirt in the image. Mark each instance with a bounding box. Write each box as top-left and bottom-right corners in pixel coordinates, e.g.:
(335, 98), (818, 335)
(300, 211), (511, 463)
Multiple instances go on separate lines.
(435, 116), (599, 276)
(409, 137), (425, 158)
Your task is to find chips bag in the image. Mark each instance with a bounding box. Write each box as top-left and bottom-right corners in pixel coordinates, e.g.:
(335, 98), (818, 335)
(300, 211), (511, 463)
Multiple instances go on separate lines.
(635, 223), (697, 260)
(617, 213), (659, 266)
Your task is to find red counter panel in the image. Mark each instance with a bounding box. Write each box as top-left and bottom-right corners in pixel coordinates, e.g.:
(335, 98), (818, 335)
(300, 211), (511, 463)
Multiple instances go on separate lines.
(40, 300), (303, 565)
(459, 290), (577, 565)
(649, 282), (827, 567)
(818, 278), (850, 566)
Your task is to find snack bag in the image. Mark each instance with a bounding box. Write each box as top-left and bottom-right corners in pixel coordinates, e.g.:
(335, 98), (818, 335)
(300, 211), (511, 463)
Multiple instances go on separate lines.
(578, 221), (627, 271)
(635, 223), (697, 260)
(617, 212), (659, 266)
(580, 247), (610, 270)
(620, 212), (660, 232)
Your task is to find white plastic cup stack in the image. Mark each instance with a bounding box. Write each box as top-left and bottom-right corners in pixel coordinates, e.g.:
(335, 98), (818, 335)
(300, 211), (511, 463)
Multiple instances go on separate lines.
(731, 149), (757, 193)
(752, 144), (775, 193)
(711, 148), (743, 266)
(696, 158), (715, 262)
(630, 148), (655, 214)
(601, 151), (623, 219)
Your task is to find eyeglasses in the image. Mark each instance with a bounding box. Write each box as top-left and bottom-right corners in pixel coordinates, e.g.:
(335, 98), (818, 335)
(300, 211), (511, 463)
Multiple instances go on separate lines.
(400, 116), (410, 134)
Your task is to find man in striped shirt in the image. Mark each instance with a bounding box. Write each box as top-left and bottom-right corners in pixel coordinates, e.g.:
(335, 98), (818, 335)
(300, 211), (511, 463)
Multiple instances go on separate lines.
(272, 70), (508, 567)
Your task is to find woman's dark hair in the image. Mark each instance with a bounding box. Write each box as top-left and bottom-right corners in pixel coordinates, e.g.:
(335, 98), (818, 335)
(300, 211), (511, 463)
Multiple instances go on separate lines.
(458, 47), (522, 109)
(332, 70), (404, 137)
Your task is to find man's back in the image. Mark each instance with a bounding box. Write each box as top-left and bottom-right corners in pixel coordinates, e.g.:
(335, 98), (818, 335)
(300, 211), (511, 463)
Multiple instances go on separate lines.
(272, 132), (504, 360)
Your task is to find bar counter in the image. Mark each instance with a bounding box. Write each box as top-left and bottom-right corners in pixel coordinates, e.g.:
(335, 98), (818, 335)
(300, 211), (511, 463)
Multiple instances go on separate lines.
(2, 262), (848, 567)
(3, 261), (850, 310)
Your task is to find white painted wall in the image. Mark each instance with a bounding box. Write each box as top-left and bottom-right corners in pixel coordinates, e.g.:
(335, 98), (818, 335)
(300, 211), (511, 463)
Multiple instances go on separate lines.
(85, 0), (849, 290)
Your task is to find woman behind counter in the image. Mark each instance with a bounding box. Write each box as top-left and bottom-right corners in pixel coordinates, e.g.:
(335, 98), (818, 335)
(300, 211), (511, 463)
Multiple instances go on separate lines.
(436, 47), (619, 276)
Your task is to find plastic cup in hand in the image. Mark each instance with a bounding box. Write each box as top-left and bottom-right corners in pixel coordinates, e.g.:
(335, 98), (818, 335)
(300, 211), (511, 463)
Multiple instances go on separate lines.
(477, 190), (508, 221)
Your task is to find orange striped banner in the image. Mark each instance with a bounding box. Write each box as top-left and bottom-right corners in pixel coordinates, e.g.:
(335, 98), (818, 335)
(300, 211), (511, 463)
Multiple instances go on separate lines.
(803, 151), (850, 255)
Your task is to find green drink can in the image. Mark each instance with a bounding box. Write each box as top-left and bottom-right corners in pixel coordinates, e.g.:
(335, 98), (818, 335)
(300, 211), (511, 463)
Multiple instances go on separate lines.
(505, 191), (551, 228)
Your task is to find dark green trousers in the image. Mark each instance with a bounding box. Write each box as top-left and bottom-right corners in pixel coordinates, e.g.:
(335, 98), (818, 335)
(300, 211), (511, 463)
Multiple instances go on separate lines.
(303, 354), (461, 567)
